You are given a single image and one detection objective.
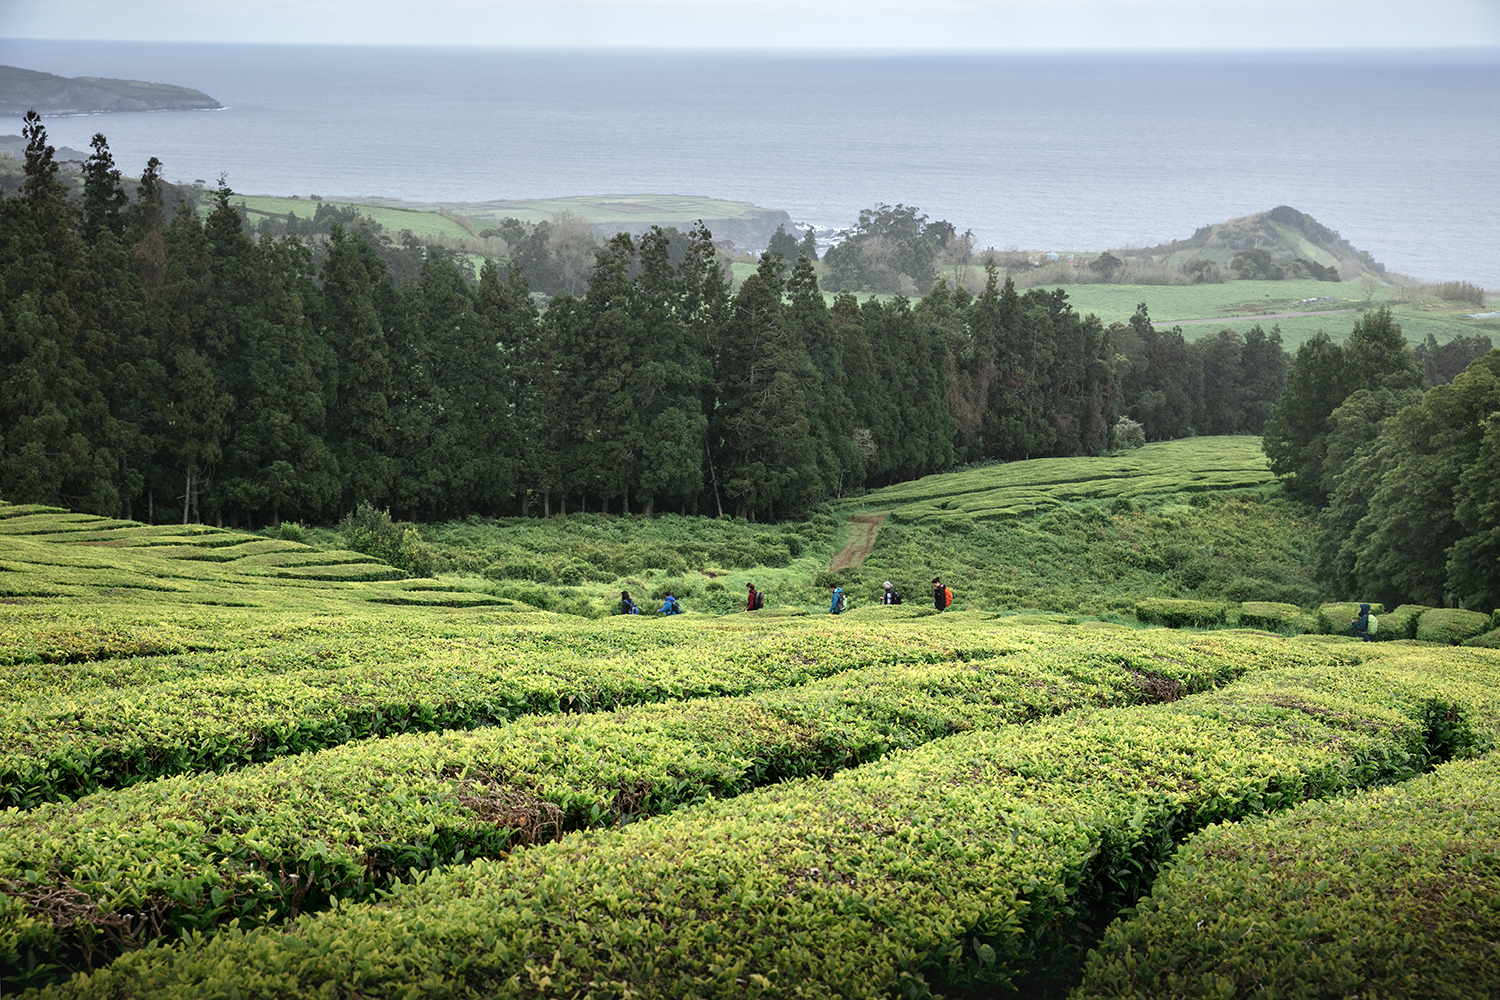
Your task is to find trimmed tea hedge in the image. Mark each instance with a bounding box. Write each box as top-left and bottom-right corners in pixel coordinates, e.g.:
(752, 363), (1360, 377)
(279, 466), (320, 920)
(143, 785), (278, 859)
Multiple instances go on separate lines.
(1074, 752), (1500, 999)
(1135, 598), (1226, 629)
(1377, 603), (1432, 641)
(0, 629), (1257, 986)
(1234, 601), (1304, 632)
(0, 619), (1006, 808)
(36, 649), (1486, 1000)
(1416, 607), (1492, 645)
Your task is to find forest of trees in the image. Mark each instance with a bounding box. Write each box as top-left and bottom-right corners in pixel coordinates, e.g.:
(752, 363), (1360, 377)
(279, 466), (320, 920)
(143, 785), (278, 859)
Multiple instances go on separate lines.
(1262, 307), (1499, 611)
(3, 117), (1291, 528)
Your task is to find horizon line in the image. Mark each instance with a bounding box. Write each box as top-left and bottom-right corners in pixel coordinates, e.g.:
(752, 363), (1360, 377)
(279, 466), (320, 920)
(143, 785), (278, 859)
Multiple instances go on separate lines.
(5, 38), (1500, 55)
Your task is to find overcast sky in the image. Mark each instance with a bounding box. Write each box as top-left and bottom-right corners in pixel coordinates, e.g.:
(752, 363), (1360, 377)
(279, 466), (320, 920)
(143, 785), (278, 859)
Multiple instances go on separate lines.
(4, 0), (1500, 49)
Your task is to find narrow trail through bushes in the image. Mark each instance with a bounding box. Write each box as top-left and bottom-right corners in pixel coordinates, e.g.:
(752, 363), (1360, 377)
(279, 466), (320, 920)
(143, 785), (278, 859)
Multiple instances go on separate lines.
(830, 513), (886, 571)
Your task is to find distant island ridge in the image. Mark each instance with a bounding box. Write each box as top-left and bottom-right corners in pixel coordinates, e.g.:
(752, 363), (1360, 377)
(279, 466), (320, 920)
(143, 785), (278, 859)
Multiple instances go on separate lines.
(0, 64), (221, 116)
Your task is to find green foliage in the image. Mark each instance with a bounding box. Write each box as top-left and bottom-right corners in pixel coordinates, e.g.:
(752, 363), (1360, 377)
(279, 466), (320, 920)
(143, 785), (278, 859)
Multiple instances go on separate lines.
(1318, 350), (1500, 611)
(8, 486), (1500, 994)
(1076, 751), (1500, 1000)
(1415, 607), (1492, 645)
(0, 618), (1257, 985)
(338, 501), (435, 577)
(1465, 627), (1500, 649)
(40, 643), (1494, 998)
(1135, 597), (1227, 628)
(1379, 603), (1431, 641)
(845, 440), (1318, 616)
(1234, 601), (1305, 632)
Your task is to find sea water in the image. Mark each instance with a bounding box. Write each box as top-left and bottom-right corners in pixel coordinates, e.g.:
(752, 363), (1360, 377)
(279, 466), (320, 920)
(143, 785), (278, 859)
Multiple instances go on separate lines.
(1, 40), (1496, 288)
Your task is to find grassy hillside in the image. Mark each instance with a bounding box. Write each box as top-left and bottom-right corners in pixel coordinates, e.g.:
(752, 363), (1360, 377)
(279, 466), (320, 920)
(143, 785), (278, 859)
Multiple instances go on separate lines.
(294, 438), (1314, 620)
(231, 192), (794, 250)
(830, 437), (1323, 615)
(2, 486), (1498, 995)
(1147, 205), (1377, 277)
(1027, 282), (1497, 350)
(228, 194), (478, 240)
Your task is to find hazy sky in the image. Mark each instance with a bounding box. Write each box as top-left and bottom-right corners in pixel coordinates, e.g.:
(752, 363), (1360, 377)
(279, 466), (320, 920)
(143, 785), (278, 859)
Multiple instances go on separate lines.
(4, 0), (1500, 49)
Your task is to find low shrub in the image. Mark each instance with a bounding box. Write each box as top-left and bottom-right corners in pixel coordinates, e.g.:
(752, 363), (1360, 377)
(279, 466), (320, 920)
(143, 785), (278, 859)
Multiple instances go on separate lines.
(1234, 601), (1303, 631)
(49, 652), (1453, 999)
(1465, 627), (1500, 649)
(1136, 598), (1227, 628)
(1378, 603), (1431, 641)
(1416, 607), (1492, 645)
(1075, 753), (1500, 1000)
(338, 502), (436, 577)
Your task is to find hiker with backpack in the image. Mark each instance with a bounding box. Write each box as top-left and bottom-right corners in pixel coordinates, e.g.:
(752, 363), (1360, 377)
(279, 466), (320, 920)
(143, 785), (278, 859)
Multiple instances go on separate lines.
(620, 590), (640, 615)
(657, 593), (683, 615)
(746, 583), (765, 612)
(829, 585), (847, 615)
(882, 581), (902, 605)
(932, 577), (953, 611)
(1350, 603), (1375, 641)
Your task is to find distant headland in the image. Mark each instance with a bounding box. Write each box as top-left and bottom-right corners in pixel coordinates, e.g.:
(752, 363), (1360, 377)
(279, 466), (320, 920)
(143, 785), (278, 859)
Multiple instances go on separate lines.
(0, 64), (221, 116)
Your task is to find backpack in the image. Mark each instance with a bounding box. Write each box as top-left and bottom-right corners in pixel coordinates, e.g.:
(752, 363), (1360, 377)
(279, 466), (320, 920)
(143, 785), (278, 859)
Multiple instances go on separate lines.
(752, 591), (765, 611)
(1367, 614), (1378, 636)
(836, 591), (847, 613)
(891, 590), (902, 605)
(943, 586), (953, 608)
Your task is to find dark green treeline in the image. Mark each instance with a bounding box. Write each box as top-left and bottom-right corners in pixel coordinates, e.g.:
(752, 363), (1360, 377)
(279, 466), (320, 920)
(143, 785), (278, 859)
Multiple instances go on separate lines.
(1, 121), (1287, 526)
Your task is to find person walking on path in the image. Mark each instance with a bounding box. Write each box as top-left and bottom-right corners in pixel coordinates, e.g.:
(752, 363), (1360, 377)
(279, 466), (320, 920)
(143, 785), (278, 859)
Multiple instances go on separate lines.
(620, 590), (639, 615)
(882, 581), (901, 605)
(932, 577), (946, 611)
(829, 585), (846, 615)
(657, 593), (683, 615)
(746, 582), (762, 612)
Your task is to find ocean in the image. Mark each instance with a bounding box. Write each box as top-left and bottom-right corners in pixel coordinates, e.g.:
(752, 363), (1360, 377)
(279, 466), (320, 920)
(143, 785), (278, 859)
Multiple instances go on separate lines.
(2, 40), (1497, 289)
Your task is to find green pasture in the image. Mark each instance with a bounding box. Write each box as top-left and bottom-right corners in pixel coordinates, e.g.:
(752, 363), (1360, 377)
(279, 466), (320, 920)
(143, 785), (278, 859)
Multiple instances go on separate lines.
(831, 437), (1323, 614)
(1039, 280), (1498, 349)
(451, 193), (777, 228)
(4, 440), (1500, 994)
(226, 194), (479, 240)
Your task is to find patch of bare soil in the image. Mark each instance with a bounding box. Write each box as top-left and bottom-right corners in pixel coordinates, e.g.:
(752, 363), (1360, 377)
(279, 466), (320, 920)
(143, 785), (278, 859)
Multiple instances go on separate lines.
(830, 514), (886, 571)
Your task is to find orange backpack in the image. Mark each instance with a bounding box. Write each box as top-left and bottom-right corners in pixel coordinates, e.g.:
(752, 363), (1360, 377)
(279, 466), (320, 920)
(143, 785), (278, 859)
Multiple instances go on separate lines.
(943, 586), (953, 608)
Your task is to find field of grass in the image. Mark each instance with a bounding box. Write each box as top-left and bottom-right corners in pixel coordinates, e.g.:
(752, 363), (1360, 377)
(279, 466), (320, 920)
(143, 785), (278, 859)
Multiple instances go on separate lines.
(4, 442), (1499, 996)
(1041, 280), (1499, 349)
(831, 437), (1322, 614)
(226, 195), (479, 240)
(450, 193), (782, 229)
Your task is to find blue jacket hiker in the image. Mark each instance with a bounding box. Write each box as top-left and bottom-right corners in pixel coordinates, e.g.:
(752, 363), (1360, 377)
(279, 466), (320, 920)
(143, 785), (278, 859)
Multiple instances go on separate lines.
(657, 593), (683, 615)
(829, 586), (846, 614)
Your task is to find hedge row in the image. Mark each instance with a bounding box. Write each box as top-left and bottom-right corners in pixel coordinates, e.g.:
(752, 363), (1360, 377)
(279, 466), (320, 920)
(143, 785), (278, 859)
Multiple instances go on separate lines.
(39, 647), (1494, 999)
(1233, 600), (1306, 632)
(1135, 598), (1226, 629)
(1, 617), (1025, 808)
(1074, 751), (1500, 999)
(0, 627), (1255, 987)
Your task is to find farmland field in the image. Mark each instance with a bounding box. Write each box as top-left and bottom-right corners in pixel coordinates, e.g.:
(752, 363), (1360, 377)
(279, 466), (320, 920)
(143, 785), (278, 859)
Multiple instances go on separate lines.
(226, 195), (478, 240)
(1018, 281), (1499, 350)
(2, 443), (1499, 996)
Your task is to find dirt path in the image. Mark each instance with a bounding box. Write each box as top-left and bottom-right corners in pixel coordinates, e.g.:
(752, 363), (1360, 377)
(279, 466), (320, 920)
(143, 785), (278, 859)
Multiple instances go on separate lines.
(1157, 308), (1356, 326)
(830, 513), (886, 571)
